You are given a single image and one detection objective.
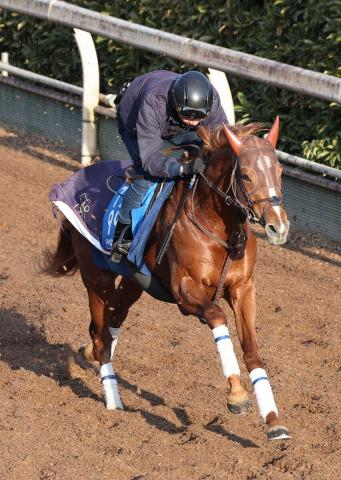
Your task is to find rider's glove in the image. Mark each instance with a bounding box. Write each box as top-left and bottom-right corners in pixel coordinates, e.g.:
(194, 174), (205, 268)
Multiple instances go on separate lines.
(180, 156), (206, 176)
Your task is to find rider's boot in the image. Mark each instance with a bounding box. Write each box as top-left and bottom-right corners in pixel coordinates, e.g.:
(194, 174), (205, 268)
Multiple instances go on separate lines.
(110, 221), (133, 262)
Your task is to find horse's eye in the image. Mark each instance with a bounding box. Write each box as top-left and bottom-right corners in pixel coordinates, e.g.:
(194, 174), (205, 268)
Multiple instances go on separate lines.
(241, 174), (252, 182)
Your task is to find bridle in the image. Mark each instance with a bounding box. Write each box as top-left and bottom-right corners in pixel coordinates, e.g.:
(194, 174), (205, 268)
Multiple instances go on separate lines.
(198, 153), (282, 228)
(234, 158), (283, 227)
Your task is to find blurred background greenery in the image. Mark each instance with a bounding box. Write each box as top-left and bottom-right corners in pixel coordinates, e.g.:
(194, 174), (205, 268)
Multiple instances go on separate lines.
(0, 0), (340, 168)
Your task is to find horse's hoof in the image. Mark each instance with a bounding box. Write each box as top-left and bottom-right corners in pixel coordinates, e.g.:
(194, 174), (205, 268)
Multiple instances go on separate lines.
(78, 343), (96, 362)
(106, 403), (124, 411)
(267, 426), (291, 441)
(227, 399), (252, 415)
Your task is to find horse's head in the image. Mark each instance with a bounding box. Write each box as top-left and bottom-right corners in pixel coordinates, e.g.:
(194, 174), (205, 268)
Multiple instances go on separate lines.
(223, 117), (289, 245)
(199, 118), (290, 245)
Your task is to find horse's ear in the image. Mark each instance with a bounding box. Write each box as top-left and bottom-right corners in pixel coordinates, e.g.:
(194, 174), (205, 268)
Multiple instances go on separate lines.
(223, 123), (242, 156)
(266, 116), (280, 148)
(197, 126), (212, 150)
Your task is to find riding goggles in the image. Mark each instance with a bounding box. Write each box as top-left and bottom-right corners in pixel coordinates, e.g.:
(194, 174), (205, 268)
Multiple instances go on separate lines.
(176, 105), (210, 119)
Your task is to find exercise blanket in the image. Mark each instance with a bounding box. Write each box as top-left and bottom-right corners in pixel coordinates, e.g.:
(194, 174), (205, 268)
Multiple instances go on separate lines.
(49, 160), (132, 253)
(49, 160), (175, 274)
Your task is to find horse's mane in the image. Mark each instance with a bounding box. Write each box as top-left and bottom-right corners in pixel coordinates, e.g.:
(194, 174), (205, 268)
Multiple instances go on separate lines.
(199, 122), (266, 153)
(162, 122), (266, 158)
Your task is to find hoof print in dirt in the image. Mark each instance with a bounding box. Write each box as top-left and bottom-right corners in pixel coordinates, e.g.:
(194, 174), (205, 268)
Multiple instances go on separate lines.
(0, 271), (9, 282)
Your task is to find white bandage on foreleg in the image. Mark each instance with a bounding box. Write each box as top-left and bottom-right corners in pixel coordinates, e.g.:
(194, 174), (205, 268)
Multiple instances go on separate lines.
(212, 325), (240, 378)
(100, 362), (123, 410)
(250, 368), (278, 422)
(109, 327), (120, 360)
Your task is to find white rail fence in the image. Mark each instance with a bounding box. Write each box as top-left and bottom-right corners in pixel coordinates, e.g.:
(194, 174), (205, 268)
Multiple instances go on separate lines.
(0, 0), (340, 103)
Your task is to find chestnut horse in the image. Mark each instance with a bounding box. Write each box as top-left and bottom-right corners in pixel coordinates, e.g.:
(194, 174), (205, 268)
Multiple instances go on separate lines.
(45, 118), (291, 440)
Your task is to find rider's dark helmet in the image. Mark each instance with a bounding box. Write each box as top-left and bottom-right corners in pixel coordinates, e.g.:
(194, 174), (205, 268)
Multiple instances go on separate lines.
(170, 71), (213, 119)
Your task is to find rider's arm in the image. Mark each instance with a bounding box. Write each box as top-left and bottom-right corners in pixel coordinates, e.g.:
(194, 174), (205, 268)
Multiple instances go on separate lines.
(136, 99), (180, 178)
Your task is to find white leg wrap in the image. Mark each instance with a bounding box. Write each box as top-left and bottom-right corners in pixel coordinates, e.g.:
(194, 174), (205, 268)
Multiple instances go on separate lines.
(109, 327), (120, 360)
(100, 362), (123, 410)
(250, 368), (278, 422)
(212, 325), (240, 378)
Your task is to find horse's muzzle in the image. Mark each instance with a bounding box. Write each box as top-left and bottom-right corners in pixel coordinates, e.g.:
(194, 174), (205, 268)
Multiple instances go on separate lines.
(265, 219), (290, 245)
(261, 202), (290, 245)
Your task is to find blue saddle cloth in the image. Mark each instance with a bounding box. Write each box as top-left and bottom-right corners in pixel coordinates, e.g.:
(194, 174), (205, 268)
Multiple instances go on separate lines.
(101, 182), (158, 251)
(98, 179), (174, 275)
(49, 160), (174, 276)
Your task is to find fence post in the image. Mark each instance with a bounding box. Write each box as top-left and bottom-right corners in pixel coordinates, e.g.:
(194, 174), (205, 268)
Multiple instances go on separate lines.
(74, 29), (99, 166)
(207, 69), (235, 125)
(1, 52), (9, 77)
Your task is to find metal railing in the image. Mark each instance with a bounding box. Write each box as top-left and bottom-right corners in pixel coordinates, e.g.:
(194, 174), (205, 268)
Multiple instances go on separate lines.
(0, 0), (340, 103)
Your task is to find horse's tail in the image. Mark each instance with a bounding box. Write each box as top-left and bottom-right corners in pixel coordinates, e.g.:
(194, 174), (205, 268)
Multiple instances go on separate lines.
(42, 221), (78, 276)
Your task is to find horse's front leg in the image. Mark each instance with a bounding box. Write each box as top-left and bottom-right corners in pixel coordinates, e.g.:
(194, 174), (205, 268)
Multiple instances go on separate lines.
(227, 278), (291, 440)
(177, 276), (251, 414)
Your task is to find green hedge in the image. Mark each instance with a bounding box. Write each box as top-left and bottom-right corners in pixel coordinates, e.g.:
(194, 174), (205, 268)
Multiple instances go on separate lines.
(0, 0), (340, 168)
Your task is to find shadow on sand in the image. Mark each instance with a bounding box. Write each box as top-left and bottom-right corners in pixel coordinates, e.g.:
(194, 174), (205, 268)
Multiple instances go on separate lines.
(0, 307), (101, 402)
(0, 307), (258, 448)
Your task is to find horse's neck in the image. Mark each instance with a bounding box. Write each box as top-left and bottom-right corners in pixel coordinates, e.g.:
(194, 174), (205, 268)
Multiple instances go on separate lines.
(199, 148), (235, 206)
(205, 149), (235, 192)
(190, 149), (240, 230)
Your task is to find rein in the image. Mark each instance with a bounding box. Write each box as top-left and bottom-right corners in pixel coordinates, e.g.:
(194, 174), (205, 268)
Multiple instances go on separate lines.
(189, 176), (229, 249)
(200, 171), (244, 211)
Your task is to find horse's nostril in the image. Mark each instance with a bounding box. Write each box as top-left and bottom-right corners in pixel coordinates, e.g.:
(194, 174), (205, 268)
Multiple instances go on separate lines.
(268, 224), (277, 234)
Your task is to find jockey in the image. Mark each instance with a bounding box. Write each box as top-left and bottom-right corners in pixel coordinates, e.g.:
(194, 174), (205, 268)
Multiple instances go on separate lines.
(111, 69), (228, 258)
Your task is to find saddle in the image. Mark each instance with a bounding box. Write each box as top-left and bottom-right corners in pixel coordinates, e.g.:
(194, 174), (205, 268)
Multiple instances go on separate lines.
(109, 174), (164, 262)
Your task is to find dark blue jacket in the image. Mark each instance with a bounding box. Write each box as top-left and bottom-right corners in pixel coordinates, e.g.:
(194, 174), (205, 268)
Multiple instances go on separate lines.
(118, 70), (227, 177)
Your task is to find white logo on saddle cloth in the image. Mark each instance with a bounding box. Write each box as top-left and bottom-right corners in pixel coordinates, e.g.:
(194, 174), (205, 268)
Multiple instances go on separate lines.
(74, 193), (92, 219)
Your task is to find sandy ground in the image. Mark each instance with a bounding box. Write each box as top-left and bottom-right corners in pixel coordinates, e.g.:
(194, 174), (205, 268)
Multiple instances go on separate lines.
(0, 125), (340, 480)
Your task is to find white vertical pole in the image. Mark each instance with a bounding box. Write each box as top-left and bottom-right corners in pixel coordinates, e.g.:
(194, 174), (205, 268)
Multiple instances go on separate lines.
(1, 52), (9, 77)
(74, 29), (99, 166)
(207, 68), (235, 125)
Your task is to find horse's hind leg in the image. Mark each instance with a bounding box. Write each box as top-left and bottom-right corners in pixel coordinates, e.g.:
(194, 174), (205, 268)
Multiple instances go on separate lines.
(227, 278), (291, 440)
(84, 276), (143, 410)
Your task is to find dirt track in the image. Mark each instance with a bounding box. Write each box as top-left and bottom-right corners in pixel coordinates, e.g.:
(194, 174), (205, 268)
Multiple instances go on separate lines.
(0, 124), (340, 480)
